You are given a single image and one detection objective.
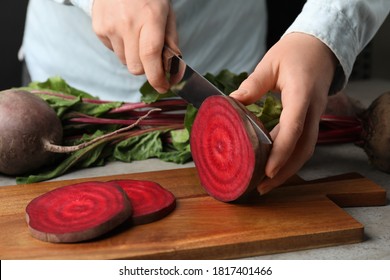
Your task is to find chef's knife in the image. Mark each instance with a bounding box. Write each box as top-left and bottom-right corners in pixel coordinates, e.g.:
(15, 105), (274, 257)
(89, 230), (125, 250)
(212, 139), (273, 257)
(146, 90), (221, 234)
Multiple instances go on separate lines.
(162, 46), (272, 145)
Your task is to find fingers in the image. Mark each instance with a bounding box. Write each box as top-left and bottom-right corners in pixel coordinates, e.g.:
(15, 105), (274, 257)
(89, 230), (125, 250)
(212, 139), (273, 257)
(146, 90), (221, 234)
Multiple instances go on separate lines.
(257, 100), (326, 194)
(230, 54), (309, 181)
(123, 32), (143, 75)
(265, 84), (310, 178)
(256, 80), (327, 194)
(137, 1), (178, 93)
(236, 74), (312, 184)
(92, 0), (179, 93)
(230, 33), (336, 196)
(138, 14), (170, 93)
(110, 37), (127, 66)
(230, 58), (276, 105)
(258, 103), (321, 195)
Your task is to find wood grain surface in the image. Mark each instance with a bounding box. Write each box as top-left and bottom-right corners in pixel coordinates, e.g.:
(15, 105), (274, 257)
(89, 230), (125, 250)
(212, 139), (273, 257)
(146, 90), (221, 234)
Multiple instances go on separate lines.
(0, 168), (386, 259)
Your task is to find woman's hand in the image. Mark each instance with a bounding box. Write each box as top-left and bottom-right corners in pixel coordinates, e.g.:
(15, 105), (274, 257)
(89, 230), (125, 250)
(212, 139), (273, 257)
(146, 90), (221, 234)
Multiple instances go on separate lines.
(92, 0), (179, 93)
(230, 32), (338, 194)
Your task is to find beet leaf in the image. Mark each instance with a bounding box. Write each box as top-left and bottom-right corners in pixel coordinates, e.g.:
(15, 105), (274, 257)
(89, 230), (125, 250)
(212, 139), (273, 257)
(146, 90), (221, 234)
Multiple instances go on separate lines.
(26, 76), (96, 99)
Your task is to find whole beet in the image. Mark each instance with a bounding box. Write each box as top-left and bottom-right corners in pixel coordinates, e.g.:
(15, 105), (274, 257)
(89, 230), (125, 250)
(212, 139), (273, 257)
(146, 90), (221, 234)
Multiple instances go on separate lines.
(0, 90), (158, 177)
(359, 91), (390, 173)
(0, 89), (63, 175)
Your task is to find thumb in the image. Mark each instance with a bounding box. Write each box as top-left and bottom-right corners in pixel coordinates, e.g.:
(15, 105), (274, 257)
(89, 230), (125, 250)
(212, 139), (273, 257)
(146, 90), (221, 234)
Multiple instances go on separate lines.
(230, 59), (276, 105)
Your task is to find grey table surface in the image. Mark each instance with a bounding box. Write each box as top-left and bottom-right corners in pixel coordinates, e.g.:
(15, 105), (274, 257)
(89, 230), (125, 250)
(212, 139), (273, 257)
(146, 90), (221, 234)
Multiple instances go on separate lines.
(1, 79), (390, 260)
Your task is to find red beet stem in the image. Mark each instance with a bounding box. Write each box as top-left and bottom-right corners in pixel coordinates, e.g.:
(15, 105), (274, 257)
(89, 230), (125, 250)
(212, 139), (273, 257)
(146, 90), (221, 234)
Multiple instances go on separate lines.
(42, 108), (160, 153)
(318, 114), (363, 144)
(32, 89), (187, 112)
(63, 123), (184, 144)
(317, 126), (362, 144)
(68, 115), (184, 126)
(108, 99), (187, 114)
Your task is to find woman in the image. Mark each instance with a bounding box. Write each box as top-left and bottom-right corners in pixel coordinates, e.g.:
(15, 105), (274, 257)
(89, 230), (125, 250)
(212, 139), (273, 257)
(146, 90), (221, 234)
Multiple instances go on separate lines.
(21, 0), (390, 193)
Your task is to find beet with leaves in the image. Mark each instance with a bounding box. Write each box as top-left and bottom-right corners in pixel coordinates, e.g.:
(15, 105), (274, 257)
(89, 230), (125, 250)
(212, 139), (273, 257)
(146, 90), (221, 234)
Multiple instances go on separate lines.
(0, 89), (157, 177)
(1, 74), (278, 184)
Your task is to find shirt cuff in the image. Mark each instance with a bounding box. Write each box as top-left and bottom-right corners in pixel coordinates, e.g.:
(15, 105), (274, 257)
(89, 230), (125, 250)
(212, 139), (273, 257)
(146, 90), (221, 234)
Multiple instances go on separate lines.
(283, 1), (360, 93)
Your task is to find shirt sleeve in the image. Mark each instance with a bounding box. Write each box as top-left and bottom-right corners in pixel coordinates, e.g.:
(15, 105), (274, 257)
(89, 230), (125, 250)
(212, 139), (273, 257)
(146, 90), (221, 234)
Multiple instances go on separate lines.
(52, 0), (94, 16)
(284, 0), (390, 93)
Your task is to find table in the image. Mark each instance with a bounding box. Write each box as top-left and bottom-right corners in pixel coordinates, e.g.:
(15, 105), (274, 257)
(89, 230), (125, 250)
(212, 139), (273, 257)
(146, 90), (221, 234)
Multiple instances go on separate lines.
(1, 79), (390, 259)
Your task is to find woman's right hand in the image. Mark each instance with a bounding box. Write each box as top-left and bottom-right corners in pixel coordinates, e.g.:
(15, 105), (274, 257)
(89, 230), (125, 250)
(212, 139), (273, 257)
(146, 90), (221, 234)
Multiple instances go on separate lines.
(92, 0), (179, 93)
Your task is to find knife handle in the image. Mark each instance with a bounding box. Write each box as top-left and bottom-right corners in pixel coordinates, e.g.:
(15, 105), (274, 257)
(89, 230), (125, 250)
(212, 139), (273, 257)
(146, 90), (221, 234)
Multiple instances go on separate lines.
(162, 45), (181, 75)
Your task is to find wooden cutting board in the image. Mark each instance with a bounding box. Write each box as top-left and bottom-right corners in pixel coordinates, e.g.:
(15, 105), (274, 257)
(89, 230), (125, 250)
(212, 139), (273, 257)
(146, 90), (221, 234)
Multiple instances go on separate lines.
(0, 167), (386, 259)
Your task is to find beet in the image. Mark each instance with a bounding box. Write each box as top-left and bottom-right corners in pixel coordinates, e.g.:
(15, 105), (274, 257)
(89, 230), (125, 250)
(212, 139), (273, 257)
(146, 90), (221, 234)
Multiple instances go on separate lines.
(190, 95), (271, 202)
(112, 179), (176, 225)
(0, 89), (158, 176)
(359, 91), (390, 172)
(25, 181), (132, 243)
(25, 179), (176, 243)
(0, 89), (63, 175)
(320, 91), (390, 173)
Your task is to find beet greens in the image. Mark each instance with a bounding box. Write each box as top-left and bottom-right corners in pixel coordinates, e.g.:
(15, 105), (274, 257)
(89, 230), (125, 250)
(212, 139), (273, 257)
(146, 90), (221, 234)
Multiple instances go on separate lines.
(10, 73), (280, 184)
(7, 77), (190, 183)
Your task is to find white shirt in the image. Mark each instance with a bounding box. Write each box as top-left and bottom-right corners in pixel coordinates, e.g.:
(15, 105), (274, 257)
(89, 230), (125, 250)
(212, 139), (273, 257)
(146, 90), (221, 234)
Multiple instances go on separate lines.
(286, 0), (390, 93)
(22, 0), (389, 101)
(22, 0), (267, 101)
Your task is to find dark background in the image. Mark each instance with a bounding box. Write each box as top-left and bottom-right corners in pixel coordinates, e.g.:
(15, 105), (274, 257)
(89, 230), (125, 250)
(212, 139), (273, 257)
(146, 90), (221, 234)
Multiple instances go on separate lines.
(0, 0), (388, 91)
(0, 0), (29, 90)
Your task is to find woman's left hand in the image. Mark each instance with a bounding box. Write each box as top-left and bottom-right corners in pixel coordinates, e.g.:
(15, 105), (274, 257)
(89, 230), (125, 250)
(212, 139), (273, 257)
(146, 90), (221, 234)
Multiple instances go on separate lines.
(230, 32), (338, 194)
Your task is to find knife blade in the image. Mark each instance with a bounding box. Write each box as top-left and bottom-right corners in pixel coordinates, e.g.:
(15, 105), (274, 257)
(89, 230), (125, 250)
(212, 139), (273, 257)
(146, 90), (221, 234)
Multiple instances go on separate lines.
(162, 46), (272, 145)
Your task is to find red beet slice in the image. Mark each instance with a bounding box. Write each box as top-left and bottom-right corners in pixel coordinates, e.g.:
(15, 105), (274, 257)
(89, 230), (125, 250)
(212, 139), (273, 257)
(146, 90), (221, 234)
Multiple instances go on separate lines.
(112, 180), (176, 225)
(190, 95), (271, 202)
(25, 181), (132, 243)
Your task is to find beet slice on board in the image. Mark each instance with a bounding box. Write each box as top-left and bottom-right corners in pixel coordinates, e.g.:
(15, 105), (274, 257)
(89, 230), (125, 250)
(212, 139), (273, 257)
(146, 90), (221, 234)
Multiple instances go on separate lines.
(25, 181), (132, 243)
(190, 95), (271, 202)
(112, 179), (176, 225)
